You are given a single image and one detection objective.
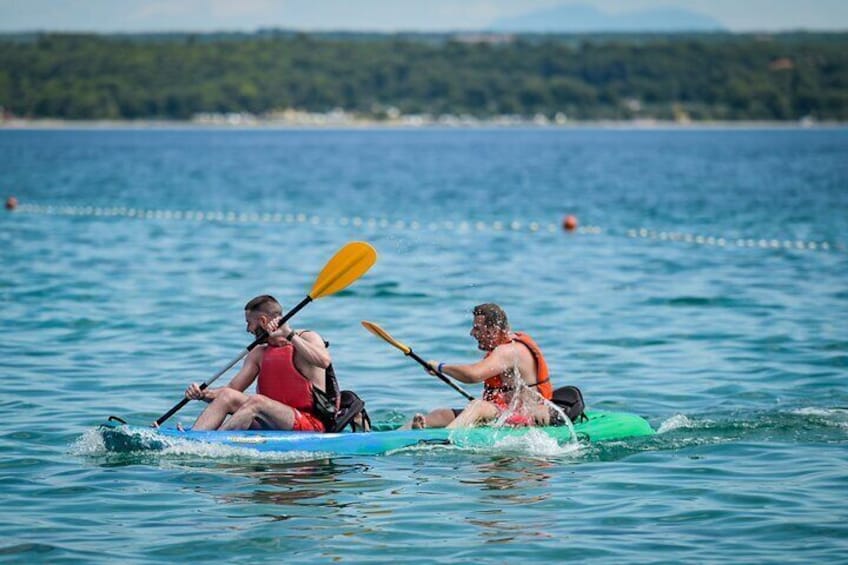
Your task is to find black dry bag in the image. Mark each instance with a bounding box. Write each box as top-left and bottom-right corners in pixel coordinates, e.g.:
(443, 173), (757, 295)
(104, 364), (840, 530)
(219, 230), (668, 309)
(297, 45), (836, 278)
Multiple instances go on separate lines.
(550, 385), (587, 423)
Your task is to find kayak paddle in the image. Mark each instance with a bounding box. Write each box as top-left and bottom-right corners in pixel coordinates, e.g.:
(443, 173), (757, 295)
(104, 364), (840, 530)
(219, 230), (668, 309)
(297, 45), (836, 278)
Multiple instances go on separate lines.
(361, 320), (474, 401)
(152, 241), (378, 426)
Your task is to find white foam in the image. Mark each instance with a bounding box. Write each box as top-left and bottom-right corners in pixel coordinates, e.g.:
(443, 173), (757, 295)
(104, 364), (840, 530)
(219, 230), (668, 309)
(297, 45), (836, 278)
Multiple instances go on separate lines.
(658, 414), (695, 433)
(492, 428), (582, 458)
(160, 440), (333, 462)
(793, 407), (848, 416)
(385, 442), (462, 456)
(71, 427), (337, 463)
(151, 432), (337, 462)
(792, 407), (848, 429)
(69, 428), (107, 456)
(387, 427), (581, 459)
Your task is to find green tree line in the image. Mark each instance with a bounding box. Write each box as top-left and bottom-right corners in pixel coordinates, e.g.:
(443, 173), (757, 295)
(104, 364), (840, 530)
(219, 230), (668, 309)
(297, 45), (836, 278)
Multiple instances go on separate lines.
(0, 32), (846, 121)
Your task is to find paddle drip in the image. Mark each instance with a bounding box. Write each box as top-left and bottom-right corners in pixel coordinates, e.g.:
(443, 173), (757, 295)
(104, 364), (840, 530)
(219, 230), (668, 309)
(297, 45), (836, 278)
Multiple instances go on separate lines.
(489, 357), (578, 444)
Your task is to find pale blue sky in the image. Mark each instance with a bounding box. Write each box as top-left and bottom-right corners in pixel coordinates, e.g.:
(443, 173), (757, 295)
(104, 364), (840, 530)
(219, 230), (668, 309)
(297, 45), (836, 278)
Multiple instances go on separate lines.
(1, 0), (846, 32)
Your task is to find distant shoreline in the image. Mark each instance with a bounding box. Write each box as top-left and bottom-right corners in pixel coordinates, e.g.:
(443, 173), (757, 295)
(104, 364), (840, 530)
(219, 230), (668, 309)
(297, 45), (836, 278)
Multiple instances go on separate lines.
(2, 118), (845, 130)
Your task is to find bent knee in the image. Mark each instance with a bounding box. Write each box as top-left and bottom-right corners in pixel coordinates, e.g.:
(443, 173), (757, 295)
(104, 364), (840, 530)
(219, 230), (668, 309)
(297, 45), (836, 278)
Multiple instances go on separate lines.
(462, 399), (490, 415)
(473, 400), (499, 419)
(216, 388), (245, 408)
(244, 394), (275, 408)
(234, 395), (269, 414)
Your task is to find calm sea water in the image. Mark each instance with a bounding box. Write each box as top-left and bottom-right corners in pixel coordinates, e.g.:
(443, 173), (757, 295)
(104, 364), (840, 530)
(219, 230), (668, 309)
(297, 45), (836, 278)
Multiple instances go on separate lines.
(1, 127), (847, 563)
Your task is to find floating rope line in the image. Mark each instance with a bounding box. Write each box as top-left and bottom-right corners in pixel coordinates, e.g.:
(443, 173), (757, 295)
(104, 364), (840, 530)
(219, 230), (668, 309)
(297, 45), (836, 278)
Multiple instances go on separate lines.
(11, 203), (577, 234)
(625, 227), (833, 252)
(9, 203), (839, 253)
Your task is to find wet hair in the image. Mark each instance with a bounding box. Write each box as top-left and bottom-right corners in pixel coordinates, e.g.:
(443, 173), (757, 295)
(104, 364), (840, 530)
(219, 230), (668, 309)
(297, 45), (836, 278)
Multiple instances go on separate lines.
(244, 295), (282, 317)
(472, 303), (509, 331)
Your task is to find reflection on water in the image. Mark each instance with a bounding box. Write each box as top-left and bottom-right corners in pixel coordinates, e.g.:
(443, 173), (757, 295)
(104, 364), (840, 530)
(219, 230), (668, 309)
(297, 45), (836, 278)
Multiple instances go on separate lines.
(214, 459), (364, 508)
(459, 457), (553, 497)
(460, 457), (557, 544)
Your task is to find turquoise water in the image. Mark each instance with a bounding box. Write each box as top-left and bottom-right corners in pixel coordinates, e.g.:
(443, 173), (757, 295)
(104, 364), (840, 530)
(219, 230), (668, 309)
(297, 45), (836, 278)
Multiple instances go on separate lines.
(1, 128), (847, 563)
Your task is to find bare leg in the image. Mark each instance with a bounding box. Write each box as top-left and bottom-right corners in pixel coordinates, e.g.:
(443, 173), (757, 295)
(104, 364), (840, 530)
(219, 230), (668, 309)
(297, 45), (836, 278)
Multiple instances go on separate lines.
(400, 407), (458, 430)
(447, 399), (499, 429)
(219, 395), (297, 431)
(192, 388), (251, 431)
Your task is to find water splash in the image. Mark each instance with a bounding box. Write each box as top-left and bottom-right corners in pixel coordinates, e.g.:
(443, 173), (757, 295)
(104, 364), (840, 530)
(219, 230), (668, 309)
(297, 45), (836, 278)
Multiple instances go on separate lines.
(492, 427), (582, 458)
(69, 428), (107, 456)
(387, 428), (582, 459)
(658, 413), (695, 433)
(490, 354), (577, 444)
(71, 426), (337, 464)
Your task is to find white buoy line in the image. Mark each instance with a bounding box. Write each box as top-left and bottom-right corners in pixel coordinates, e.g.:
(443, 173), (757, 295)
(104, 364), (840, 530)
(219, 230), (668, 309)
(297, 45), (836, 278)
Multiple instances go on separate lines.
(10, 203), (838, 253)
(625, 227), (833, 252)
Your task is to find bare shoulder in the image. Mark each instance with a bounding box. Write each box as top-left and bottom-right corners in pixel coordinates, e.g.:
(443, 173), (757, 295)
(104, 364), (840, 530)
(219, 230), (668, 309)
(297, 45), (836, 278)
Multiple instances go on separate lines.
(497, 340), (533, 361)
(246, 344), (266, 363)
(490, 341), (524, 361)
(297, 329), (327, 346)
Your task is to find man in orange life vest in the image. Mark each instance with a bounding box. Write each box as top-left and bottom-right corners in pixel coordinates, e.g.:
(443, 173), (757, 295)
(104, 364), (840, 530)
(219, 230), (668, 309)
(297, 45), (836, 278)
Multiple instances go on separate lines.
(184, 295), (333, 431)
(405, 303), (554, 429)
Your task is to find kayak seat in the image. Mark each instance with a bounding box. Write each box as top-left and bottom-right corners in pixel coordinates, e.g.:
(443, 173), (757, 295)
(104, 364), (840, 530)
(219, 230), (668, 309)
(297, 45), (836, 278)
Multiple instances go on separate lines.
(329, 390), (371, 433)
(550, 385), (588, 425)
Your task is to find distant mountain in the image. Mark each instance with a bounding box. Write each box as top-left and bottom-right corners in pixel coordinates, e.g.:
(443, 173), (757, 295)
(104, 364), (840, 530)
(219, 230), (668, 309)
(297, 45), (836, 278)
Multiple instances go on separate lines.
(490, 3), (725, 33)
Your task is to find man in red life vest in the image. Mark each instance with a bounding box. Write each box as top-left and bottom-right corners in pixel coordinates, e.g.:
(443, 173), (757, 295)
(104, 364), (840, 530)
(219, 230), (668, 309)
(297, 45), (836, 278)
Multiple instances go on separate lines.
(405, 303), (554, 429)
(184, 295), (333, 432)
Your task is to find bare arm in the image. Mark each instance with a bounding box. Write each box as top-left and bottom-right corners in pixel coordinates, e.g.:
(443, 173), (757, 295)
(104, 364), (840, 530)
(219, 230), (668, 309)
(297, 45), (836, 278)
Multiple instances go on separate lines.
(433, 344), (519, 384)
(185, 346), (262, 401)
(265, 318), (331, 369)
(225, 346), (264, 390)
(290, 330), (332, 369)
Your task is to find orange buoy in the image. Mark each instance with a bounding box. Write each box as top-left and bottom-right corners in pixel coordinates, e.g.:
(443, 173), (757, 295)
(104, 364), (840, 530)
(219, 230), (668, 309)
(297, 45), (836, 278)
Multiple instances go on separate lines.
(562, 214), (578, 231)
(5, 196), (18, 211)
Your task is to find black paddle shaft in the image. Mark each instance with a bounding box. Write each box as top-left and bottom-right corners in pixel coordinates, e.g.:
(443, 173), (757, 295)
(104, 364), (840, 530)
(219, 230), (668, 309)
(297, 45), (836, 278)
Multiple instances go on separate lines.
(406, 350), (475, 401)
(153, 296), (313, 427)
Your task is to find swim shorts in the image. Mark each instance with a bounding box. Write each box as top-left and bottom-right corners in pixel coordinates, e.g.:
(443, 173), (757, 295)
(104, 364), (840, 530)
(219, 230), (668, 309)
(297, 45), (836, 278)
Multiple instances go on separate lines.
(292, 409), (326, 432)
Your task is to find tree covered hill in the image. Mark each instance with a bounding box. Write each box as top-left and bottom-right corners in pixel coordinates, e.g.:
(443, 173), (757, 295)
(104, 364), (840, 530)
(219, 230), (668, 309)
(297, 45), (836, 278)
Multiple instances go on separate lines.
(0, 31), (846, 121)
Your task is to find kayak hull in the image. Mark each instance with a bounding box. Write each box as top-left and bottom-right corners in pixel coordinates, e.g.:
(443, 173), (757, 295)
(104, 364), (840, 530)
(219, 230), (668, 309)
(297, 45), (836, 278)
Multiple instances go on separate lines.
(99, 410), (654, 456)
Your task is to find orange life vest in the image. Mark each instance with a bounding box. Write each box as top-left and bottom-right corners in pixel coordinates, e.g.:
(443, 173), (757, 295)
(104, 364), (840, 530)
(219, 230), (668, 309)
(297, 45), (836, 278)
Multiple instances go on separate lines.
(257, 343), (315, 413)
(482, 332), (553, 404)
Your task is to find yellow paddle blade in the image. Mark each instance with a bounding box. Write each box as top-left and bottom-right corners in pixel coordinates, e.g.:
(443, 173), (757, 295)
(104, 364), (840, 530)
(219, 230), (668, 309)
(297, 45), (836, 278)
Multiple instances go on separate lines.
(309, 242), (377, 299)
(361, 320), (412, 354)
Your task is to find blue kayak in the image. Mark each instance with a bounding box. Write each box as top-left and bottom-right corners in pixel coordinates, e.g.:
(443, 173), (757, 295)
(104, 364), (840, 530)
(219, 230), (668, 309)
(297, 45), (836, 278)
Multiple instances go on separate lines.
(99, 410), (654, 456)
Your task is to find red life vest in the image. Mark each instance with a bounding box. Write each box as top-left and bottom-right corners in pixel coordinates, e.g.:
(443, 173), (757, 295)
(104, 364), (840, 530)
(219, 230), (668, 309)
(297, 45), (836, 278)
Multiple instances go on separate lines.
(483, 331), (553, 405)
(257, 344), (315, 413)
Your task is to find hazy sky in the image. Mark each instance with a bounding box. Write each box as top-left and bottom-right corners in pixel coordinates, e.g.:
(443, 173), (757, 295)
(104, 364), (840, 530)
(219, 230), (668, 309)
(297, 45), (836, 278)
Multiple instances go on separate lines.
(1, 0), (847, 33)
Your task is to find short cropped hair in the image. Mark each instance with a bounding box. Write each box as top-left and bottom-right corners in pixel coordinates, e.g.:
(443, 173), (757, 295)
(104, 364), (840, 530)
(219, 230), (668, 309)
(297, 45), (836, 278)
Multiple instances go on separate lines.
(244, 295), (282, 316)
(472, 303), (509, 330)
